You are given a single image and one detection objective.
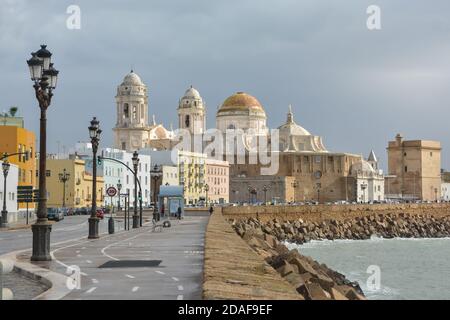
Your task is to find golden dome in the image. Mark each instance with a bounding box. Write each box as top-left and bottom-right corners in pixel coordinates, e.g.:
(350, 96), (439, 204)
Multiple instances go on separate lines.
(218, 92), (265, 114)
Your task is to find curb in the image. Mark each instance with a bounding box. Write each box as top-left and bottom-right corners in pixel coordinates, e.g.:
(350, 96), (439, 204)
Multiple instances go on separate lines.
(0, 250), (72, 300)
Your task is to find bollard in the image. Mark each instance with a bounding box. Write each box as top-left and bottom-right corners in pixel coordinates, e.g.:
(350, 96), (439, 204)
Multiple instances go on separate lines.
(108, 217), (115, 234)
(0, 258), (14, 300)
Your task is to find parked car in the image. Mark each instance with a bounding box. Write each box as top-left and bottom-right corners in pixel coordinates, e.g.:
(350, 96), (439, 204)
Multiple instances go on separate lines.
(74, 207), (89, 215)
(96, 209), (105, 220)
(48, 207), (64, 221)
(62, 208), (74, 216)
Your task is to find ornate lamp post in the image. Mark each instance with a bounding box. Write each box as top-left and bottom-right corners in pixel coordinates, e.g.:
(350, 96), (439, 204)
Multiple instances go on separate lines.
(117, 180), (122, 211)
(58, 169), (70, 208)
(88, 117), (102, 239)
(27, 45), (59, 261)
(361, 183), (368, 204)
(204, 184), (209, 206)
(132, 151), (139, 229)
(262, 185), (268, 204)
(1, 159), (10, 228)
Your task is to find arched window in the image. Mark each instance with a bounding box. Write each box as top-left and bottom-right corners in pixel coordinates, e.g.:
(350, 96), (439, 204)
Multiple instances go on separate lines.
(185, 115), (190, 127)
(123, 103), (129, 118)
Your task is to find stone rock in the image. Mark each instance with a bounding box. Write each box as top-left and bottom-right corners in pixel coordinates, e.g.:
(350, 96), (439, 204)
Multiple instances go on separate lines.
(330, 287), (348, 300)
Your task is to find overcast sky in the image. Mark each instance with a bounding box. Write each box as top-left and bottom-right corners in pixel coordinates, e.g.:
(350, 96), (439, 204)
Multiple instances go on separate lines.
(1, 0), (449, 170)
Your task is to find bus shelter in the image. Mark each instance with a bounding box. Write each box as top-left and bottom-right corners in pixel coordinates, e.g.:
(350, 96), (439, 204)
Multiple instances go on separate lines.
(157, 185), (184, 218)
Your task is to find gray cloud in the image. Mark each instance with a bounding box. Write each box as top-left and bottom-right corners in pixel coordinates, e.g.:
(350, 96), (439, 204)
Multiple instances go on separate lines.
(1, 0), (449, 169)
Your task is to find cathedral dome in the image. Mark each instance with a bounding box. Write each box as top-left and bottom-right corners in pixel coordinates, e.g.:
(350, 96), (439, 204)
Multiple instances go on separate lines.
(351, 160), (376, 176)
(278, 106), (311, 136)
(121, 70), (144, 86)
(217, 92), (266, 115)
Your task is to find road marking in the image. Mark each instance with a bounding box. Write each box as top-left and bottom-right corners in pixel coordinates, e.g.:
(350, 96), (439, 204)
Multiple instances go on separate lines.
(100, 233), (143, 261)
(155, 270), (165, 275)
(86, 287), (97, 294)
(178, 285), (184, 291)
(177, 295), (184, 300)
(92, 279), (99, 284)
(50, 240), (91, 276)
(132, 286), (139, 292)
(172, 277), (179, 282)
(86, 260), (92, 264)
(125, 274), (135, 279)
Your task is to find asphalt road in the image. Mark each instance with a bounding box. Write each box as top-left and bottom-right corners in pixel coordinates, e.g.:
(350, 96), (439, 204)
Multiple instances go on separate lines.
(0, 215), (125, 256)
(1, 212), (209, 300)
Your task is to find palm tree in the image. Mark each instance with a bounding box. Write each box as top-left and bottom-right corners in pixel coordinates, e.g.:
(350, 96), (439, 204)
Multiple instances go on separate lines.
(8, 106), (18, 117)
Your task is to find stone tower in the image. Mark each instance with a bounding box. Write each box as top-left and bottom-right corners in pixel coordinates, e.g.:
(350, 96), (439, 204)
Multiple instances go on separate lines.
(177, 86), (206, 135)
(113, 70), (150, 151)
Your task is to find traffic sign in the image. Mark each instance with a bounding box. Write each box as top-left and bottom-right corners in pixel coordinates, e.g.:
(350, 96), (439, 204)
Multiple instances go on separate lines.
(106, 186), (117, 197)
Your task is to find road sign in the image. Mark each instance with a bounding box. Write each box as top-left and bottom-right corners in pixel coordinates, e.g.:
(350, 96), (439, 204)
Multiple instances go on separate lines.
(106, 186), (117, 197)
(17, 186), (34, 203)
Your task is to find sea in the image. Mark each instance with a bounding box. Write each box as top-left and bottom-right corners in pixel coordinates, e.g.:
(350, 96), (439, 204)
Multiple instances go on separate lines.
(286, 236), (450, 300)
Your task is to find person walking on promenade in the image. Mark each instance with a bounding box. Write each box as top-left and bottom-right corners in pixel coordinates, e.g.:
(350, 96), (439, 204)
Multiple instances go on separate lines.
(209, 206), (214, 215)
(177, 206), (182, 220)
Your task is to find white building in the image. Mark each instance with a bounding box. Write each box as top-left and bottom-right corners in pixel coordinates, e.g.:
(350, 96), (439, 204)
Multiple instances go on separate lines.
(68, 143), (152, 208)
(442, 172), (450, 201)
(0, 161), (19, 225)
(350, 151), (385, 203)
(162, 166), (179, 186)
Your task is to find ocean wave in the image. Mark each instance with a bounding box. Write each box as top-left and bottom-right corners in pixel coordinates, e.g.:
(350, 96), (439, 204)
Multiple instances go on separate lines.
(285, 236), (450, 249)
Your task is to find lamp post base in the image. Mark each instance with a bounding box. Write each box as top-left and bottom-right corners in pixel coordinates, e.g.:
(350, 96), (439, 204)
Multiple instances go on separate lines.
(31, 221), (52, 261)
(132, 215), (139, 229)
(1, 210), (9, 228)
(88, 217), (100, 239)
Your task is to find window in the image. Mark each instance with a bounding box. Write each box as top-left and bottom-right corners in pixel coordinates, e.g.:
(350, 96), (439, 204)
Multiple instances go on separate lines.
(404, 166), (408, 173)
(121, 142), (126, 150)
(430, 152), (433, 157)
(46, 170), (51, 177)
(314, 156), (321, 163)
(124, 104), (129, 118)
(185, 115), (190, 127)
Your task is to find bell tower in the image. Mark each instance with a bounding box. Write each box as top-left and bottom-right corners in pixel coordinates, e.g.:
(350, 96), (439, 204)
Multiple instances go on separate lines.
(113, 70), (150, 151)
(177, 85), (206, 135)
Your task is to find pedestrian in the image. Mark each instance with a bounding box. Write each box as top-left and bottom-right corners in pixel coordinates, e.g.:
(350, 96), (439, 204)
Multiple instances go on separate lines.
(209, 205), (214, 215)
(177, 206), (182, 220)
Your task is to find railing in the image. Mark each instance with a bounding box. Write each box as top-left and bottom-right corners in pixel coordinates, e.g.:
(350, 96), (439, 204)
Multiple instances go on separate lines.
(0, 258), (14, 300)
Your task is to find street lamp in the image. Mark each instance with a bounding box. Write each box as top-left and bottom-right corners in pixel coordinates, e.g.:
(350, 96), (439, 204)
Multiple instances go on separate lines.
(361, 183), (368, 204)
(27, 45), (59, 261)
(1, 158), (11, 228)
(262, 185), (268, 204)
(132, 151), (139, 229)
(58, 169), (70, 208)
(204, 184), (209, 206)
(117, 180), (122, 212)
(88, 117), (102, 239)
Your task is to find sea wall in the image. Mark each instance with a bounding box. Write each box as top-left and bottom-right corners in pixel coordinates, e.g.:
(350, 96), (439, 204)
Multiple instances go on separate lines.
(202, 208), (301, 300)
(222, 203), (450, 223)
(202, 208), (365, 300)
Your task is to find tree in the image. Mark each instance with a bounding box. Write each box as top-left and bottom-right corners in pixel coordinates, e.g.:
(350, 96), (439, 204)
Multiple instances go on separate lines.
(9, 106), (18, 117)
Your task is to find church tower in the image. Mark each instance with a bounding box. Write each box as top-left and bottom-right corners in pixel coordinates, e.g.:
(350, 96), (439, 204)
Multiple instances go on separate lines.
(113, 70), (150, 151)
(178, 86), (206, 135)
(367, 150), (378, 170)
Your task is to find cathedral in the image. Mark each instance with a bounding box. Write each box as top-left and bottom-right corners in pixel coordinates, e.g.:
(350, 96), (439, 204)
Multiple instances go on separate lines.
(112, 70), (385, 203)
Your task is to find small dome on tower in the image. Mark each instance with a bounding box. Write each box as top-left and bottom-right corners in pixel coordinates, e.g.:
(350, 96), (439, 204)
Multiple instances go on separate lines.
(121, 70), (144, 86)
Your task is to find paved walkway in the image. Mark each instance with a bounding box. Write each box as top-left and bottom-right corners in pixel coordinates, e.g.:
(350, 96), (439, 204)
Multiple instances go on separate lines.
(43, 215), (209, 300)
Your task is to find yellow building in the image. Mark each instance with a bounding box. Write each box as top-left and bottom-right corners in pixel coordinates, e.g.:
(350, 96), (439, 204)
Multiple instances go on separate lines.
(0, 125), (37, 208)
(178, 151), (206, 205)
(44, 157), (104, 208)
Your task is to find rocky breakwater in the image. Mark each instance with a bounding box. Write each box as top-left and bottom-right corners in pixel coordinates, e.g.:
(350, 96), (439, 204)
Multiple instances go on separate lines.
(232, 223), (366, 300)
(232, 213), (450, 245)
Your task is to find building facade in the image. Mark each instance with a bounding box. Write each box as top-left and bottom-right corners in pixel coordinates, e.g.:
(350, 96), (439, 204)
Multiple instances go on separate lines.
(205, 158), (229, 204)
(0, 125), (36, 209)
(386, 134), (441, 201)
(442, 171), (450, 201)
(0, 161), (19, 224)
(45, 157), (105, 208)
